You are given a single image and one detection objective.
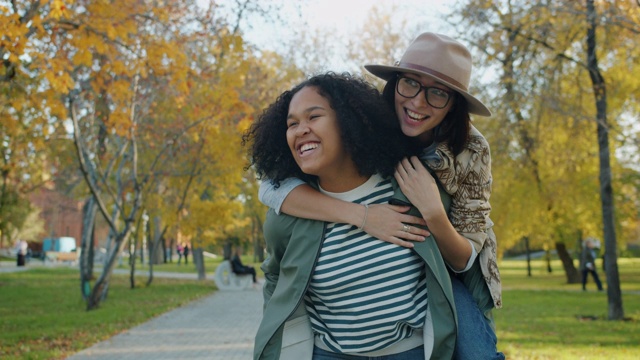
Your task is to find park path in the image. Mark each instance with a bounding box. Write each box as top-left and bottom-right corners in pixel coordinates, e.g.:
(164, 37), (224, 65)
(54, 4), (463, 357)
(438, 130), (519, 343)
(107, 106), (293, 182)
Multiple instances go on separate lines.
(66, 285), (263, 360)
(1, 261), (263, 360)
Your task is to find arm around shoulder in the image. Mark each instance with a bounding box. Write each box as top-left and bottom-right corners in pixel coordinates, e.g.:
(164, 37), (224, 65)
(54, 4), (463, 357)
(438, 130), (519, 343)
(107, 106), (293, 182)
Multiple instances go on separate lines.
(279, 185), (366, 226)
(258, 177), (306, 214)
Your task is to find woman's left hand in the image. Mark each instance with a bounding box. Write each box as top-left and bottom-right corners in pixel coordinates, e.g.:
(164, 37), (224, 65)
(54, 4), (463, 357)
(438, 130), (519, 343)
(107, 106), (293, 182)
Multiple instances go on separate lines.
(394, 156), (446, 222)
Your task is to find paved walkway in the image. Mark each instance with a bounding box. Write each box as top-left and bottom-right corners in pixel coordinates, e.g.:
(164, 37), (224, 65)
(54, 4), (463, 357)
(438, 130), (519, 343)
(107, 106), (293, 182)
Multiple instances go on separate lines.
(1, 261), (264, 360)
(66, 286), (263, 360)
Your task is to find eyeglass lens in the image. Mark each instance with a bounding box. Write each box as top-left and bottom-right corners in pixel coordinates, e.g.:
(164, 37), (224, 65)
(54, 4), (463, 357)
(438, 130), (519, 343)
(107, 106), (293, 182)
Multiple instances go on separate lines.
(397, 77), (450, 109)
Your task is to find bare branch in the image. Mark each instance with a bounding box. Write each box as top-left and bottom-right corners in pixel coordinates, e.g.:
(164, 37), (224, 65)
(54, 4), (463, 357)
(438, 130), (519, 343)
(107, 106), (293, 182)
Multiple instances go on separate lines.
(69, 95), (119, 233)
(140, 114), (215, 190)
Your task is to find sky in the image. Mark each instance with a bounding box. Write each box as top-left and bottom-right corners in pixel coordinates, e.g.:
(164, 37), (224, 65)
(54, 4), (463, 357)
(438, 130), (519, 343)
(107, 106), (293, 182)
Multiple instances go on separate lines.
(210, 0), (455, 72)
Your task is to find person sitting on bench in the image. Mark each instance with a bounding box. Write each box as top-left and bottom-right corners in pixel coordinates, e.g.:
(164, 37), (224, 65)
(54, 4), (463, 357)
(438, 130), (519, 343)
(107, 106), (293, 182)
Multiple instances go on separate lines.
(230, 246), (258, 284)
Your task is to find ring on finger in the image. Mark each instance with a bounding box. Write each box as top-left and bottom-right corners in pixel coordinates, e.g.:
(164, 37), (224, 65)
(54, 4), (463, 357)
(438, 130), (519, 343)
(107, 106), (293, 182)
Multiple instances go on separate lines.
(402, 224), (410, 232)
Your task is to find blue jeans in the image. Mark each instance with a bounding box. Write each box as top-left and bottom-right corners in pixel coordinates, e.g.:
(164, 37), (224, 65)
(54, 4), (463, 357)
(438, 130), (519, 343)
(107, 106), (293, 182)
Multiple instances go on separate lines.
(313, 345), (423, 360)
(451, 275), (505, 360)
(581, 269), (603, 290)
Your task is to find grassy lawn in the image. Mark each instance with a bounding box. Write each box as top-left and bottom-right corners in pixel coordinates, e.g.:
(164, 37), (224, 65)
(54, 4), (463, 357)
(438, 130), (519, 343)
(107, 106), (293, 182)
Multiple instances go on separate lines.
(496, 257), (640, 359)
(114, 253), (263, 274)
(0, 266), (215, 360)
(0, 256), (638, 359)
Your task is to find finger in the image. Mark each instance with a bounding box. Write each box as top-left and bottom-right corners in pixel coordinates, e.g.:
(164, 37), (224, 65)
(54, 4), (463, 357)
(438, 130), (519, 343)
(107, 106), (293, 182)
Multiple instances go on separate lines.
(401, 214), (427, 226)
(397, 231), (427, 242)
(396, 161), (408, 176)
(401, 157), (414, 170)
(393, 170), (403, 186)
(387, 204), (411, 212)
(409, 156), (425, 170)
(394, 169), (404, 184)
(399, 224), (429, 240)
(387, 237), (415, 249)
(404, 227), (430, 238)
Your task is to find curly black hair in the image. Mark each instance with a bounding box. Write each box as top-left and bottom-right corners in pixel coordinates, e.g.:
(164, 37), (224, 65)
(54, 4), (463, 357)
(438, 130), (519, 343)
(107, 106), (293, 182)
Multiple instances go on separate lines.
(382, 76), (471, 156)
(243, 72), (412, 187)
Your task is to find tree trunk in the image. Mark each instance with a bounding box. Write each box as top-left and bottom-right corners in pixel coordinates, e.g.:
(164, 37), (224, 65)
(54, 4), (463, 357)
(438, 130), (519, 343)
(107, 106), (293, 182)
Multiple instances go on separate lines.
(555, 242), (580, 284)
(87, 231), (131, 310)
(130, 213), (145, 289)
(128, 233), (136, 289)
(193, 247), (206, 280)
(586, 0), (623, 320)
(168, 237), (175, 263)
(223, 241), (232, 260)
(146, 223), (169, 286)
(253, 215), (264, 263)
(254, 240), (264, 264)
(150, 216), (164, 264)
(545, 249), (552, 273)
(80, 197), (97, 300)
(524, 236), (531, 277)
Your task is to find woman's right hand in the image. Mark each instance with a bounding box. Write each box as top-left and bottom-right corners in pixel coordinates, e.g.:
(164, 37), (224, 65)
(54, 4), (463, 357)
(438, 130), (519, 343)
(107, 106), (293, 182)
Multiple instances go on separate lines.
(362, 204), (429, 248)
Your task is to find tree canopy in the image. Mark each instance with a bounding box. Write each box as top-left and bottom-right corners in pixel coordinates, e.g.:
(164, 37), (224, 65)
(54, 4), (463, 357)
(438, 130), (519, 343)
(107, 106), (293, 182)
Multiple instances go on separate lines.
(1, 0), (638, 313)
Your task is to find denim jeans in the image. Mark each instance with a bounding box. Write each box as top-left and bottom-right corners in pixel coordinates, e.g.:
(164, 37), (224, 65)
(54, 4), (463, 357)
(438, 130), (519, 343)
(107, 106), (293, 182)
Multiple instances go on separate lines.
(581, 269), (603, 290)
(313, 345), (424, 360)
(451, 275), (505, 360)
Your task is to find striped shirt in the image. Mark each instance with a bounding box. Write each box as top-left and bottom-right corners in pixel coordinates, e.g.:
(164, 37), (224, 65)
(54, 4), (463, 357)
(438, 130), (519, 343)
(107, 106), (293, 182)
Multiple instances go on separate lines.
(305, 174), (428, 354)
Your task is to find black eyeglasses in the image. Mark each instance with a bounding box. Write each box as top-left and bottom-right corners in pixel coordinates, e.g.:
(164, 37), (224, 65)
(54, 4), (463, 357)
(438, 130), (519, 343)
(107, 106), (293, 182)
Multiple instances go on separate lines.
(396, 76), (452, 109)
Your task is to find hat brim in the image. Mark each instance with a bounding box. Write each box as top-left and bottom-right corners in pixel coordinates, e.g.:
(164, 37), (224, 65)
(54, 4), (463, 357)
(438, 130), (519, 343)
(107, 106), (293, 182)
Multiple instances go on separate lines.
(365, 64), (492, 117)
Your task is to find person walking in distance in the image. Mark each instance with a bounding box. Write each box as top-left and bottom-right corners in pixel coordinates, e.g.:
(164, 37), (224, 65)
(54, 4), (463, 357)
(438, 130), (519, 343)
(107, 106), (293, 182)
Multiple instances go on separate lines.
(580, 238), (603, 291)
(176, 243), (183, 265)
(183, 244), (190, 265)
(16, 239), (28, 267)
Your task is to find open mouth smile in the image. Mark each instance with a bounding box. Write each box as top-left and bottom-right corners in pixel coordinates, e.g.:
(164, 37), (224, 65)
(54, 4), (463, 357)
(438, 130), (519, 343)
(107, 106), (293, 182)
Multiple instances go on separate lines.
(298, 142), (319, 155)
(406, 108), (428, 121)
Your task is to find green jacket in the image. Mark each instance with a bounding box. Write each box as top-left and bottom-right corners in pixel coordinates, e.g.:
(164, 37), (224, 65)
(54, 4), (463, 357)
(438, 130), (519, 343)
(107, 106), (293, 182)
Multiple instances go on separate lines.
(395, 182), (495, 328)
(254, 180), (463, 359)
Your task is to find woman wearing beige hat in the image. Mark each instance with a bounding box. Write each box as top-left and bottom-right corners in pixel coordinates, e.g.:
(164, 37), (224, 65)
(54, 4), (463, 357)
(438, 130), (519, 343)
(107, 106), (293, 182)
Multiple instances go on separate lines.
(259, 32), (503, 359)
(248, 73), (458, 359)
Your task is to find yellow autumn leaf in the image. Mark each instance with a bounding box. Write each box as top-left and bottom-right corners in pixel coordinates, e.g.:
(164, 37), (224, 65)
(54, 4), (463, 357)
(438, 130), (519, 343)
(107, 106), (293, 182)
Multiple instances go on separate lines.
(72, 49), (93, 67)
(45, 71), (74, 93)
(48, 0), (67, 20)
(236, 116), (253, 133)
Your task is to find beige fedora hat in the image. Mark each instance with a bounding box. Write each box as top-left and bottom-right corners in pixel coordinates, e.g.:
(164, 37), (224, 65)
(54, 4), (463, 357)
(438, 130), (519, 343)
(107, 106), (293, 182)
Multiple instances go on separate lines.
(365, 32), (491, 116)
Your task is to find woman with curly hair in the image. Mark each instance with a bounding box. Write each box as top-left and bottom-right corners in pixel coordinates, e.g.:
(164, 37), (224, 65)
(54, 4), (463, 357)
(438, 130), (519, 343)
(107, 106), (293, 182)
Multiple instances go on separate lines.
(246, 72), (458, 359)
(257, 33), (504, 359)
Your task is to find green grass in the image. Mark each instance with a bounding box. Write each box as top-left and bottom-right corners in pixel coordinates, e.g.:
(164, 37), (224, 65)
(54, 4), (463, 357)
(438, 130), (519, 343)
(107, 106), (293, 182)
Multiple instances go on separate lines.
(1, 257), (638, 359)
(119, 256), (219, 274)
(495, 258), (640, 359)
(0, 267), (214, 360)
(118, 253), (263, 274)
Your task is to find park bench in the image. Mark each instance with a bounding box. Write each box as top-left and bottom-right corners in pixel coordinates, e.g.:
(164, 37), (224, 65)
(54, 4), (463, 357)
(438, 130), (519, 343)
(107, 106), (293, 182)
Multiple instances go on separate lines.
(213, 260), (252, 291)
(44, 251), (78, 264)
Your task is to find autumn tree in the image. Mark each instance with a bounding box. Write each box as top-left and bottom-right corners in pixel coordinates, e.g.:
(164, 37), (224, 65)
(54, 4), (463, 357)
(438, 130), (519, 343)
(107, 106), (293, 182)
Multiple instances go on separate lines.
(449, 0), (640, 320)
(0, 1), (64, 247)
(0, 0), (281, 309)
(139, 2), (301, 279)
(346, 4), (415, 84)
(64, 0), (205, 309)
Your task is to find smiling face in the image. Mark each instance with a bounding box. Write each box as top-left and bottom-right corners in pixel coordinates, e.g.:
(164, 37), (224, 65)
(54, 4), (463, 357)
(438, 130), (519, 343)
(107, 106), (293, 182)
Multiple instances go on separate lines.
(394, 72), (455, 145)
(286, 86), (362, 191)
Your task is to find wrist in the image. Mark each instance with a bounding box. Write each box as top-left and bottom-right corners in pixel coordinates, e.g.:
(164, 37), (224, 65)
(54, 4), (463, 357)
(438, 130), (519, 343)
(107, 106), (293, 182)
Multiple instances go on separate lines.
(358, 204), (369, 230)
(420, 207), (447, 224)
(341, 202), (366, 227)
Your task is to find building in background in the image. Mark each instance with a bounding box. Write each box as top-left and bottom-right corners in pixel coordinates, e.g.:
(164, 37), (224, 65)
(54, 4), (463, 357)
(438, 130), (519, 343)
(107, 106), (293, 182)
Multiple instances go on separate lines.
(28, 186), (109, 250)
